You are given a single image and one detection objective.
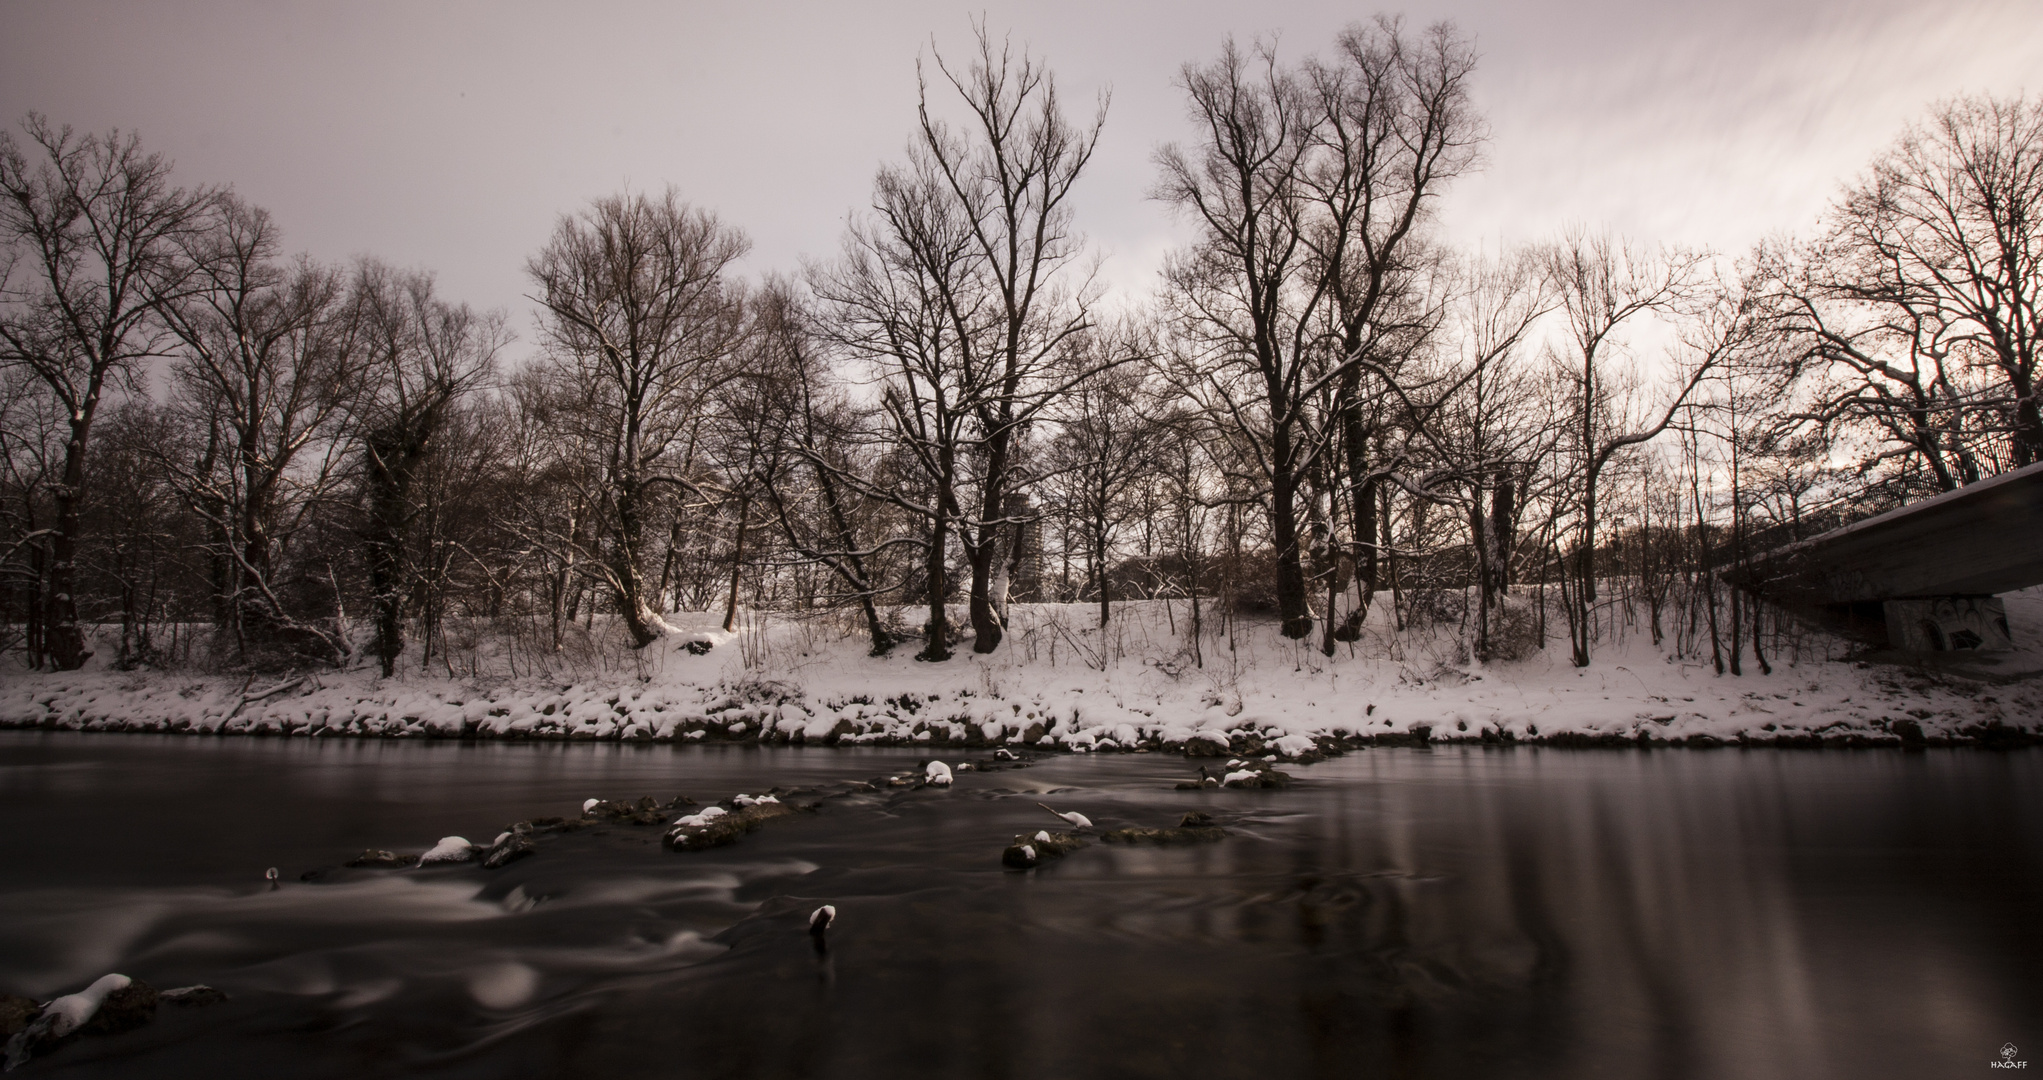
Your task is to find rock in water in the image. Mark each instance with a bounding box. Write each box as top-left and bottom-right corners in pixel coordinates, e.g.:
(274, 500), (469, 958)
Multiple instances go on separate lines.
(1221, 764), (1292, 789)
(1003, 830), (1086, 868)
(663, 799), (799, 852)
(1100, 823), (1228, 845)
(809, 905), (836, 937)
(0, 996), (36, 1039)
(345, 849), (418, 868)
(925, 761), (953, 786)
(81, 980), (155, 1036)
(671, 806), (729, 829)
(417, 836), (476, 866)
(33, 974), (131, 1038)
(1096, 812), (1227, 845)
(583, 795), (697, 825)
(482, 833), (536, 869)
(3, 974), (151, 1071)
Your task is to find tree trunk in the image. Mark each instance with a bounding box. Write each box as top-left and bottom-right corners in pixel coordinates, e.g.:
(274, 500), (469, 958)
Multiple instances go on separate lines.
(967, 531), (1002, 654)
(44, 420), (94, 671)
(967, 438), (1012, 654)
(1269, 439), (1313, 639)
(722, 493), (749, 632)
(919, 508), (952, 661)
(1571, 462), (1600, 668)
(238, 453), (276, 644)
(1489, 474), (1515, 595)
(989, 503), (1017, 626)
(365, 440), (410, 678)
(1338, 366), (1379, 626)
(1095, 525), (1111, 630)
(611, 475), (663, 649)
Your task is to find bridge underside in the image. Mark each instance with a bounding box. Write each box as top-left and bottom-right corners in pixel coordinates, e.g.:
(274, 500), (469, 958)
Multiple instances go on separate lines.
(1739, 462), (2043, 653)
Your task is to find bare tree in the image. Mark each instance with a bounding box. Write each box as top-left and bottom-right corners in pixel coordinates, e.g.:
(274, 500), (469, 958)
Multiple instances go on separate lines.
(1434, 250), (1553, 658)
(499, 366), (605, 654)
(1041, 329), (1154, 628)
(820, 25), (1106, 657)
(351, 261), (503, 676)
(1156, 39), (1325, 639)
(1777, 94), (2043, 490)
(1303, 17), (1484, 628)
(527, 189), (749, 649)
(0, 116), (212, 669)
(1546, 231), (1728, 666)
(750, 282), (904, 655)
(816, 164), (974, 660)
(154, 195), (361, 663)
(0, 362), (63, 663)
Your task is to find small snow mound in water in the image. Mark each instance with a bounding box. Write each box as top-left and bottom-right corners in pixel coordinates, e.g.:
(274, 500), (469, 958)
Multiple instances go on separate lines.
(732, 793), (779, 807)
(1034, 830), (1052, 843)
(418, 836), (475, 865)
(673, 806), (729, 827)
(1222, 770), (1258, 786)
(925, 761), (953, 786)
(582, 798), (600, 814)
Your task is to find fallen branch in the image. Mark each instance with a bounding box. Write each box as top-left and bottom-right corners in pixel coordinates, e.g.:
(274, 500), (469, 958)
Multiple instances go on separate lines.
(227, 677), (306, 718)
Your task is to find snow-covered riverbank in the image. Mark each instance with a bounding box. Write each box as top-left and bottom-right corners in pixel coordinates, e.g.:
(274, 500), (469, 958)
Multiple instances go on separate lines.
(6, 595), (2040, 752)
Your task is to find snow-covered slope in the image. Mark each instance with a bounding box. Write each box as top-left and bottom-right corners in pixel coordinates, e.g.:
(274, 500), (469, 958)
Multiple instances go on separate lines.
(4, 593), (2037, 752)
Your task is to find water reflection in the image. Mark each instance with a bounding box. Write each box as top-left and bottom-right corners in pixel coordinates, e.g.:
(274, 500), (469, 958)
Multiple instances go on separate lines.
(0, 733), (2036, 1078)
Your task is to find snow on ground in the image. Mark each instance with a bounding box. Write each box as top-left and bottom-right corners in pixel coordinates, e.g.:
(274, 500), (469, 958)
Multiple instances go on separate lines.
(3, 591), (2039, 752)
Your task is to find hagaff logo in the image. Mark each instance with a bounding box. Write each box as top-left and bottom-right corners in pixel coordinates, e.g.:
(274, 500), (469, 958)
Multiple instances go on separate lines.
(1995, 1043), (2029, 1069)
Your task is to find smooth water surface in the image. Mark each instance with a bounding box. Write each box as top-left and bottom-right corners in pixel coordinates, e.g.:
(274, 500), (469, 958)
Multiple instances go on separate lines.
(1, 732), (2037, 1078)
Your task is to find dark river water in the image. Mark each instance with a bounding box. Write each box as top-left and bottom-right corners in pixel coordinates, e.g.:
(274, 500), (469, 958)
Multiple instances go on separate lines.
(0, 731), (2037, 1079)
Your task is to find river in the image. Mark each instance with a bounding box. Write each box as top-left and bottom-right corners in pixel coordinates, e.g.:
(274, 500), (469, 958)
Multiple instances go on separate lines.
(1, 731), (2037, 1078)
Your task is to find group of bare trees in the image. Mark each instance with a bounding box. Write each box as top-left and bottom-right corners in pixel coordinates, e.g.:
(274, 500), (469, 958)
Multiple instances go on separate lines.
(4, 23), (2038, 676)
(0, 118), (503, 673)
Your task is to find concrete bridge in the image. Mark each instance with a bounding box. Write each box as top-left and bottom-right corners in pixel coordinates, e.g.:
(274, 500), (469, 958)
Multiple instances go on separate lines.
(1737, 461), (2043, 653)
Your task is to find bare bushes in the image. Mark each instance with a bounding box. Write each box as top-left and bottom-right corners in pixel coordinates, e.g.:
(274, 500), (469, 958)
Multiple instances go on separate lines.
(1480, 596), (1543, 662)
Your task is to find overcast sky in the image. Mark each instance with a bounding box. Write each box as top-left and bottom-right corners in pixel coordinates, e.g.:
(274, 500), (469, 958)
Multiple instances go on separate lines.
(4, 0), (2037, 340)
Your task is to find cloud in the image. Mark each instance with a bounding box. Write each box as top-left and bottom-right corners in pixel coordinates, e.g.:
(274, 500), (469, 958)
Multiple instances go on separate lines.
(3, 0), (2034, 331)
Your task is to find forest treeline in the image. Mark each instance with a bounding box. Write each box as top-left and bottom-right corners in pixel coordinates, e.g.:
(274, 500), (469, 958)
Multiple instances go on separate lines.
(3, 21), (2039, 677)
